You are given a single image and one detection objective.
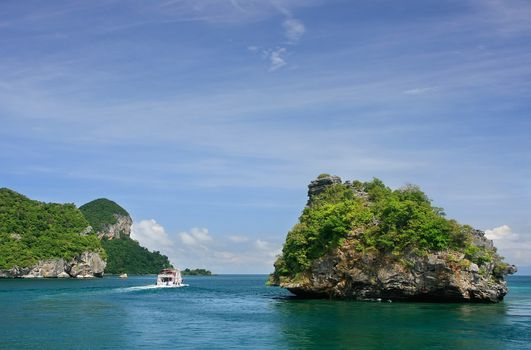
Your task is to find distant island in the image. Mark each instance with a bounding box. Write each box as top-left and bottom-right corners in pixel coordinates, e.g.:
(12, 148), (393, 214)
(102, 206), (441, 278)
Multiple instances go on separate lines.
(269, 174), (517, 303)
(181, 268), (212, 276)
(0, 189), (172, 278)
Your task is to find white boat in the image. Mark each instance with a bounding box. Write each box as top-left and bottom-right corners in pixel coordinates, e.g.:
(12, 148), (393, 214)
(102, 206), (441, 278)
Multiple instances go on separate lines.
(156, 268), (183, 287)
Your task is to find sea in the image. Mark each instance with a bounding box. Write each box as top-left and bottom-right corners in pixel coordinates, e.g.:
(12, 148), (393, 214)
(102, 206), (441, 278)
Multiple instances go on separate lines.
(0, 275), (529, 349)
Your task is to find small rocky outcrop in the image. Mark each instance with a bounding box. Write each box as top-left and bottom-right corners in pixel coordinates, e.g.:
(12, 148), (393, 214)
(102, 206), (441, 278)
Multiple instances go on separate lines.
(270, 175), (517, 303)
(307, 174), (342, 205)
(0, 252), (106, 279)
(67, 252), (106, 278)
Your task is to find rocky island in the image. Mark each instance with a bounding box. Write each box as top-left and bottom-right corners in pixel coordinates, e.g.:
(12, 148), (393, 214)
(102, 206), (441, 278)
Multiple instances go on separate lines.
(0, 190), (172, 278)
(269, 174), (517, 302)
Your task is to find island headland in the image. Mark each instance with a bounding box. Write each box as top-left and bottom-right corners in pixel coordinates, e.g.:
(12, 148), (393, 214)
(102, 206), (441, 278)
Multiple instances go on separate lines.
(0, 189), (172, 278)
(269, 174), (517, 303)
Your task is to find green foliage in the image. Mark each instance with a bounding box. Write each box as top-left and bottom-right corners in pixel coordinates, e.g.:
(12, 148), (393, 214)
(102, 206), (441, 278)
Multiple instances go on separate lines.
(464, 244), (493, 265)
(317, 173), (332, 179)
(79, 198), (129, 233)
(101, 236), (172, 274)
(182, 268), (212, 276)
(364, 183), (456, 252)
(280, 184), (373, 274)
(273, 178), (498, 278)
(0, 188), (104, 269)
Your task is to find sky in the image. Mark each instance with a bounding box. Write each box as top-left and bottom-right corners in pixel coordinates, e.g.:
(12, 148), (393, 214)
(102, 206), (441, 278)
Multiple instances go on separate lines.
(1, 0), (530, 274)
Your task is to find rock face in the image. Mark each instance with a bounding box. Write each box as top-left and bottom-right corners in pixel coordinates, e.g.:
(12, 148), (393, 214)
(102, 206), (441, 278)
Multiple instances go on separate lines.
(270, 174), (517, 303)
(96, 214), (132, 240)
(67, 252), (106, 278)
(79, 198), (132, 240)
(283, 247), (516, 303)
(0, 252), (106, 278)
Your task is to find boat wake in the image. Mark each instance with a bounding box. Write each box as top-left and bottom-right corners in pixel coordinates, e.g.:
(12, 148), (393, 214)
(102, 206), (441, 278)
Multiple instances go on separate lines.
(119, 284), (189, 293)
(155, 283), (189, 288)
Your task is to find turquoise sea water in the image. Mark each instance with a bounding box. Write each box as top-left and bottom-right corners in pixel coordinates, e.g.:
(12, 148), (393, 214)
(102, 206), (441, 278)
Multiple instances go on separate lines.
(0, 275), (530, 349)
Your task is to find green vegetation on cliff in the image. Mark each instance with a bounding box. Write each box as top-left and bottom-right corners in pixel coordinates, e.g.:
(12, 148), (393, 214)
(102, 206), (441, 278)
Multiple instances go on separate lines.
(182, 268), (212, 276)
(0, 188), (104, 270)
(100, 237), (172, 274)
(273, 178), (496, 278)
(79, 198), (129, 233)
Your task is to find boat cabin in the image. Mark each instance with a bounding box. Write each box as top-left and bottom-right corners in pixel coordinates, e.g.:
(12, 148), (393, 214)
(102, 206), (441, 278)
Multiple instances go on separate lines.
(156, 268), (183, 286)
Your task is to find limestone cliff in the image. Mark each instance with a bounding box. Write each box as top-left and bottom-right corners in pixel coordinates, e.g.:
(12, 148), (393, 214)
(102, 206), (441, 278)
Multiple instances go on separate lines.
(95, 214), (132, 240)
(269, 175), (516, 303)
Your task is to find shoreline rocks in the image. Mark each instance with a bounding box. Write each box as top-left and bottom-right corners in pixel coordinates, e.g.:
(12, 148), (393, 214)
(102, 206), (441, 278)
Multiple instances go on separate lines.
(281, 247), (516, 303)
(0, 251), (106, 279)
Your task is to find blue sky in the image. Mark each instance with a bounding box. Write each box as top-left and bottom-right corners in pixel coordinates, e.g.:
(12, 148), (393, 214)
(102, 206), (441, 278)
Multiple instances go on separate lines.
(1, 0), (530, 273)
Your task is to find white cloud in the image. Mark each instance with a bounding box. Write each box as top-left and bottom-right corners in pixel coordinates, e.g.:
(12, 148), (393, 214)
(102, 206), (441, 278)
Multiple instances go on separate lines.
(269, 48), (287, 71)
(131, 222), (282, 273)
(485, 225), (519, 240)
(255, 239), (282, 257)
(283, 18), (305, 42)
(213, 250), (240, 262)
(228, 235), (249, 242)
(131, 219), (174, 252)
(403, 87), (437, 95)
(255, 238), (273, 250)
(165, 226), (282, 273)
(179, 232), (197, 246)
(471, 0), (531, 35)
(179, 227), (213, 247)
(158, 0), (317, 24)
(486, 225), (531, 269)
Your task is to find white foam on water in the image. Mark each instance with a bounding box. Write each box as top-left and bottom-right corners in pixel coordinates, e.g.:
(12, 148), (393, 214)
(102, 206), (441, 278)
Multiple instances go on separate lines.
(118, 284), (189, 293)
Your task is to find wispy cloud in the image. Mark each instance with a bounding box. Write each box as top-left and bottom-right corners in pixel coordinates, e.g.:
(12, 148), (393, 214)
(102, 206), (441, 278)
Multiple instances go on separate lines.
(470, 0), (531, 35)
(255, 239), (282, 257)
(283, 18), (305, 43)
(158, 0), (315, 24)
(268, 48), (287, 71)
(228, 235), (249, 243)
(403, 87), (437, 95)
